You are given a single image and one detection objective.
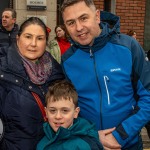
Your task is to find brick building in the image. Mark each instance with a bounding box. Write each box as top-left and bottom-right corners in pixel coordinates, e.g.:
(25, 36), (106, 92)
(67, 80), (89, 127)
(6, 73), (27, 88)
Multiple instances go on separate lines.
(93, 0), (150, 51)
(0, 0), (150, 51)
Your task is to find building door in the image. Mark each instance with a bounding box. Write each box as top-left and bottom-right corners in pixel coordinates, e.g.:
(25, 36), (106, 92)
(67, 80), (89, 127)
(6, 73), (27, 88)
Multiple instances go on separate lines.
(0, 0), (13, 17)
(57, 0), (63, 25)
(144, 0), (150, 51)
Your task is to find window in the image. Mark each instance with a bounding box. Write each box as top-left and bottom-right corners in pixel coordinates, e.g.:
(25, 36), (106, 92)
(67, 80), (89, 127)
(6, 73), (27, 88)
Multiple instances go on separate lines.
(104, 0), (116, 14)
(57, 0), (63, 25)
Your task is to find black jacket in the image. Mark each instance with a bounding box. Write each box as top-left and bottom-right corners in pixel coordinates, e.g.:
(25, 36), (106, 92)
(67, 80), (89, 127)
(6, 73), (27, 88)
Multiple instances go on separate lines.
(0, 45), (65, 150)
(0, 23), (19, 48)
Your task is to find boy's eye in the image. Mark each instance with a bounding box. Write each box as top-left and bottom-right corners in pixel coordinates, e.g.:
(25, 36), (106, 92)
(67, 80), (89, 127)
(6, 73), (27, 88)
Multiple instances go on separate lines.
(49, 109), (56, 114)
(62, 109), (69, 113)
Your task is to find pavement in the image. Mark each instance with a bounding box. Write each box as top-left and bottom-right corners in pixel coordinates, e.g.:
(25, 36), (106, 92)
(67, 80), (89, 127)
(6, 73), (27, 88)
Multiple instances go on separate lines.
(141, 127), (150, 149)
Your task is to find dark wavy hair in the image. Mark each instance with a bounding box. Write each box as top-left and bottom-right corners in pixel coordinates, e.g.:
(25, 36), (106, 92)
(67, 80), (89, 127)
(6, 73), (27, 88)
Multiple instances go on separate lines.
(54, 24), (70, 41)
(18, 17), (49, 42)
(127, 30), (136, 37)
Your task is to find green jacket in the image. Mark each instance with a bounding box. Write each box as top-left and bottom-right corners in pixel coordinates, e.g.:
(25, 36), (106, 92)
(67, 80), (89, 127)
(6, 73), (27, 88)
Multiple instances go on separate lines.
(37, 117), (103, 150)
(47, 39), (61, 64)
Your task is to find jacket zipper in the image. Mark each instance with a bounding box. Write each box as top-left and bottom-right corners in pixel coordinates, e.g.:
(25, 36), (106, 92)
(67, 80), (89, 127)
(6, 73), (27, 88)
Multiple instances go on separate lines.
(9, 33), (10, 45)
(104, 76), (110, 105)
(90, 48), (103, 129)
(90, 49), (93, 57)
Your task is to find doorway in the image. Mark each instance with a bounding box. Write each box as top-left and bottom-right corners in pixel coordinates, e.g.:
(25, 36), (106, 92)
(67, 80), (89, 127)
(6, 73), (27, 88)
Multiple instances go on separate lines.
(0, 0), (13, 17)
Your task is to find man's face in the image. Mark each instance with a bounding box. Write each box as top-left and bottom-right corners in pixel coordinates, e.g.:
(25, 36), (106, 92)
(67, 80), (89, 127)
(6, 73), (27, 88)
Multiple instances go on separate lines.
(2, 11), (16, 30)
(63, 1), (101, 46)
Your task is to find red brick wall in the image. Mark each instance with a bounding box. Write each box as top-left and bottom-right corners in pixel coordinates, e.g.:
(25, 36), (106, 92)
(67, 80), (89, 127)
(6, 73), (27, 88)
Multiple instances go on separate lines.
(94, 0), (146, 46)
(94, 0), (104, 10)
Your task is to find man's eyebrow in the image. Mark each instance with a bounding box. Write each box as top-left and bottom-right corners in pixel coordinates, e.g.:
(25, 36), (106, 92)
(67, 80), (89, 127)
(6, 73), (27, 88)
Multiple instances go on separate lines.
(65, 19), (75, 24)
(65, 14), (88, 24)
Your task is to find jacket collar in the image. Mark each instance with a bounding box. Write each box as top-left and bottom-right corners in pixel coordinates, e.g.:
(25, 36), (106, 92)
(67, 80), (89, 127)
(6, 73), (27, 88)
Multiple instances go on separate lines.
(0, 44), (27, 78)
(0, 23), (19, 33)
(70, 11), (120, 52)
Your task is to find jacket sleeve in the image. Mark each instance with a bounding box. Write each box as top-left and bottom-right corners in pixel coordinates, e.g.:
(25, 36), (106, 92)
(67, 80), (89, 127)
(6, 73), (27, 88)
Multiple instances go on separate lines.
(48, 53), (65, 83)
(47, 40), (61, 64)
(0, 84), (6, 143)
(112, 39), (150, 147)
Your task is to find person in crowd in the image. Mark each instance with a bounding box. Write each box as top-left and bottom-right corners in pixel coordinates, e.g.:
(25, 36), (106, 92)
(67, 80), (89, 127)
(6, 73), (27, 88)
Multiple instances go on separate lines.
(147, 49), (150, 61)
(48, 25), (71, 63)
(37, 80), (103, 150)
(145, 49), (150, 139)
(0, 8), (19, 48)
(127, 29), (137, 39)
(0, 17), (65, 150)
(145, 122), (150, 139)
(61, 0), (150, 149)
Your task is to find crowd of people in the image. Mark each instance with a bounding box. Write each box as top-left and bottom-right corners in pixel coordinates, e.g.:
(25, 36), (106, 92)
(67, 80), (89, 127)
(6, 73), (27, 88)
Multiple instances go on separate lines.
(0, 0), (150, 150)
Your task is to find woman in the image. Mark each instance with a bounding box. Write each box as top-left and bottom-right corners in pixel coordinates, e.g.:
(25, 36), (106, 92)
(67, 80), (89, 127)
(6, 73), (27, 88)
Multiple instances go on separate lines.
(0, 17), (65, 150)
(48, 25), (71, 63)
(127, 29), (137, 39)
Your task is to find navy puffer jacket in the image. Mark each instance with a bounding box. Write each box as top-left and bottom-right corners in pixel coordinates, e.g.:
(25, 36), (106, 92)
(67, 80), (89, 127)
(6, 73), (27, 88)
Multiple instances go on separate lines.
(0, 45), (65, 150)
(0, 23), (19, 48)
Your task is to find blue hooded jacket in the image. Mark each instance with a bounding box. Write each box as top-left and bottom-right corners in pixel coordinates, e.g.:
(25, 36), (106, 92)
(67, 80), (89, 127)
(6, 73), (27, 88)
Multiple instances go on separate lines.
(62, 11), (150, 148)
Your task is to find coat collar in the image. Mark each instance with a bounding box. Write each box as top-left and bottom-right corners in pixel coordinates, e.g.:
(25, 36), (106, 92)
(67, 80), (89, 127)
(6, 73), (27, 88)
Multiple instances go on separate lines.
(70, 11), (120, 53)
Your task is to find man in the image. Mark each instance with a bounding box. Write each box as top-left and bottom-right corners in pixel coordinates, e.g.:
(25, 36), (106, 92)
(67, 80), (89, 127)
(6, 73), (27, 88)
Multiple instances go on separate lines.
(61, 0), (150, 149)
(0, 8), (19, 48)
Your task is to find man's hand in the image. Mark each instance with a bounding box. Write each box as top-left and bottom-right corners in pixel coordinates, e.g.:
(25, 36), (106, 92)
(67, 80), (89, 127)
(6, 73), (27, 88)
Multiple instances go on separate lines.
(98, 127), (121, 150)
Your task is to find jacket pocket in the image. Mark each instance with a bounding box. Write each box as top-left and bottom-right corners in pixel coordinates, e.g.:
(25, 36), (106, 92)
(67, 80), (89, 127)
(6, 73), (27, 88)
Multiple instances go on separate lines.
(104, 76), (110, 105)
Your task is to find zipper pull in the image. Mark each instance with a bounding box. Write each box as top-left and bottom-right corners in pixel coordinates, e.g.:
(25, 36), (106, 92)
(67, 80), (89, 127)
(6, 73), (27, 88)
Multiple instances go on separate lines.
(90, 49), (93, 58)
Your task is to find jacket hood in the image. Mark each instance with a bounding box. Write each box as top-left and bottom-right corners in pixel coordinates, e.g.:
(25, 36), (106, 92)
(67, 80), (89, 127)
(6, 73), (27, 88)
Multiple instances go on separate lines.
(70, 11), (120, 52)
(100, 11), (120, 34)
(43, 117), (98, 143)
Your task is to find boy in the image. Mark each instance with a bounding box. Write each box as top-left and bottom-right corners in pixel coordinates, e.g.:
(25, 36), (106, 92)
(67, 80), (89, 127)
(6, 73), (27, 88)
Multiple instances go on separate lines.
(37, 80), (103, 150)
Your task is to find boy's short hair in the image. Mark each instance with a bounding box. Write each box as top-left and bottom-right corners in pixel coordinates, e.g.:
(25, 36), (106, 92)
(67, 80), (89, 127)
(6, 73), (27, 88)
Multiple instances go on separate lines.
(46, 80), (78, 108)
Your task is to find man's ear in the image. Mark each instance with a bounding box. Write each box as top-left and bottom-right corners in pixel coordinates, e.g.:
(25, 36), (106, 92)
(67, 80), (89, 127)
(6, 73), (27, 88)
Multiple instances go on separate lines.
(13, 18), (16, 23)
(74, 107), (80, 118)
(96, 9), (100, 23)
(45, 107), (48, 118)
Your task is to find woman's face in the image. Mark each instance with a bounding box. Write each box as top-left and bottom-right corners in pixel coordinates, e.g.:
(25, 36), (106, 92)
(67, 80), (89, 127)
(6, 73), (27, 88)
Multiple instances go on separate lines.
(17, 24), (46, 63)
(56, 27), (65, 38)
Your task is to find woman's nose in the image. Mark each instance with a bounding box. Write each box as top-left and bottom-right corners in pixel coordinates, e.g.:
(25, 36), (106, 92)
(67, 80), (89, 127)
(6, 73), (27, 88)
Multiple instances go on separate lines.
(31, 38), (36, 46)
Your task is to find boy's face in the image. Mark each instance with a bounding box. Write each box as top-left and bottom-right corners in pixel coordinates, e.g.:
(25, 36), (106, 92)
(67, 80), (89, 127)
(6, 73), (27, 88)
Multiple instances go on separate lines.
(45, 98), (80, 132)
